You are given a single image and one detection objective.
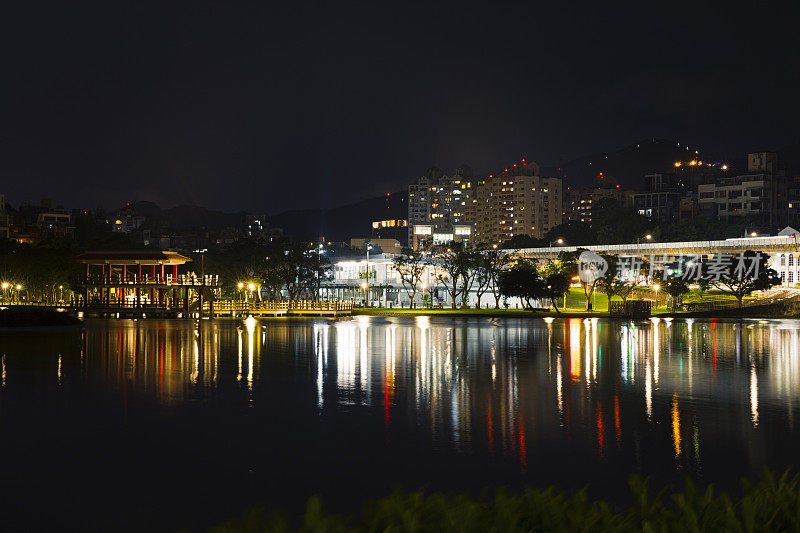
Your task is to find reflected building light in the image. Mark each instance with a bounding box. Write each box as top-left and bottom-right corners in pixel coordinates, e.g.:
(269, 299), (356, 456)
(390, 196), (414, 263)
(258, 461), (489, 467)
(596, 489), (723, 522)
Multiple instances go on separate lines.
(569, 319), (581, 381)
(557, 349), (564, 423)
(491, 337), (497, 382)
(314, 323), (330, 409)
(336, 322), (360, 404)
(672, 394), (681, 457)
(237, 327), (243, 382)
(653, 321), (659, 384)
(645, 360), (652, 419)
(57, 354), (62, 385)
(751, 362), (759, 426)
(621, 326), (629, 382)
(1, 354), (5, 388)
(247, 317), (256, 391)
(546, 319), (553, 376)
(584, 319), (591, 385)
(192, 333), (199, 384)
(592, 318), (599, 381)
(360, 323), (368, 403)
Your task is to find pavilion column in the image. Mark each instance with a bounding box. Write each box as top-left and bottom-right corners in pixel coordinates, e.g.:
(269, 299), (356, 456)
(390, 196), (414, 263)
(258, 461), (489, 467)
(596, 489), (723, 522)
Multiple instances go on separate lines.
(158, 288), (164, 307)
(150, 265), (156, 303)
(160, 264), (165, 283)
(137, 264), (142, 283)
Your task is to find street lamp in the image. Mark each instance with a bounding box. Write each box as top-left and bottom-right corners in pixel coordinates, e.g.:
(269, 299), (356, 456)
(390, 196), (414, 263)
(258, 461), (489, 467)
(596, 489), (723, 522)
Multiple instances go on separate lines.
(365, 241), (373, 308)
(1, 282), (7, 302)
(248, 282), (255, 302)
(360, 282), (367, 305)
(59, 285), (63, 303)
(194, 248), (208, 283)
(653, 283), (660, 309)
(237, 282), (244, 303)
(15, 284), (22, 303)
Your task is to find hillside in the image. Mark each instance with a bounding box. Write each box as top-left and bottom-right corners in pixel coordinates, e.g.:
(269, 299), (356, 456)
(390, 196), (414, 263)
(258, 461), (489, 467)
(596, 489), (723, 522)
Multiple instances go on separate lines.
(541, 138), (726, 189)
(265, 190), (407, 242)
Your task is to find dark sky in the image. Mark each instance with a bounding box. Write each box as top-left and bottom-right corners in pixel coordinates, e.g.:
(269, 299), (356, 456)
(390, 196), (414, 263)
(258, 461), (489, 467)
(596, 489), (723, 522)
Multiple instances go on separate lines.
(2, 2), (799, 214)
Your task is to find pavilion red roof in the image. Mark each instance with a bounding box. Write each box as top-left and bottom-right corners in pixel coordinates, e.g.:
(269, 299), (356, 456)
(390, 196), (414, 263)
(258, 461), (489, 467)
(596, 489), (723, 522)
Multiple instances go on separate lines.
(75, 251), (191, 265)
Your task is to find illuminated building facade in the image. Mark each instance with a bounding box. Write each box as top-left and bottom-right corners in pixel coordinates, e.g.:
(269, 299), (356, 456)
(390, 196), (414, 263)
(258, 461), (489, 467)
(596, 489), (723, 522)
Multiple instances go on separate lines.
(474, 162), (562, 245)
(564, 173), (630, 223)
(0, 194), (9, 239)
(408, 166), (475, 247)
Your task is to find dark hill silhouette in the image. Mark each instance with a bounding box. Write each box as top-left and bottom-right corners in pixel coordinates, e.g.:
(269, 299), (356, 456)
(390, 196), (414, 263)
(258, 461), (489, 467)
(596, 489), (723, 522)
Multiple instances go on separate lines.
(541, 138), (725, 189)
(265, 190), (407, 242)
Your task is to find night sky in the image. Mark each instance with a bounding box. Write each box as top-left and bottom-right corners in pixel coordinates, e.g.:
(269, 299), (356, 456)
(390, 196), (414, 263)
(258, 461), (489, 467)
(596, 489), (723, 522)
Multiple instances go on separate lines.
(2, 2), (799, 213)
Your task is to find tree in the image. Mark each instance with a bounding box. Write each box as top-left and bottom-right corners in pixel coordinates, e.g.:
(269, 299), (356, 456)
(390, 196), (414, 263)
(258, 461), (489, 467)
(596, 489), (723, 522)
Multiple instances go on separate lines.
(488, 250), (513, 308)
(664, 277), (690, 309)
(498, 261), (545, 309)
(434, 244), (475, 309)
(708, 251), (781, 307)
(393, 252), (426, 308)
(595, 254), (635, 306)
(697, 277), (711, 298)
(542, 269), (572, 313)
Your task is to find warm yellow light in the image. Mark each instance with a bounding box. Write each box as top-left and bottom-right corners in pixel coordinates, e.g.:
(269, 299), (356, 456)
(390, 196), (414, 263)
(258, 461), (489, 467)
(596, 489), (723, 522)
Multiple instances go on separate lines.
(689, 160), (697, 166)
(557, 238), (564, 244)
(674, 161), (681, 167)
(247, 283), (255, 291)
(1, 282), (7, 289)
(16, 285), (21, 291)
(646, 234), (652, 240)
(360, 282), (367, 289)
(237, 282), (244, 289)
(492, 244), (497, 249)
(751, 232), (757, 237)
(653, 284), (660, 292)
(721, 164), (728, 170)
(115, 219), (122, 224)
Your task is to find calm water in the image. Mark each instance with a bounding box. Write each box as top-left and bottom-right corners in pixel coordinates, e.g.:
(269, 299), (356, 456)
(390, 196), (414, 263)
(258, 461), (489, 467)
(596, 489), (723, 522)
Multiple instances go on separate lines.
(0, 316), (799, 530)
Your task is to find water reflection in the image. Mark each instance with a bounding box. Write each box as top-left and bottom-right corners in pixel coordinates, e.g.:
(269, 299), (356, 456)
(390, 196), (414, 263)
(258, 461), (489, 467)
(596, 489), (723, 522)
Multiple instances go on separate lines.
(3, 316), (800, 528)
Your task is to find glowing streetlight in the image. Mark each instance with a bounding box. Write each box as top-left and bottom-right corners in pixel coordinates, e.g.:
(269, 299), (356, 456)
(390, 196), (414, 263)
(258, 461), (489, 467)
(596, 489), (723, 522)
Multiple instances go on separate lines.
(237, 282), (244, 289)
(653, 284), (660, 309)
(750, 232), (758, 237)
(557, 238), (564, 244)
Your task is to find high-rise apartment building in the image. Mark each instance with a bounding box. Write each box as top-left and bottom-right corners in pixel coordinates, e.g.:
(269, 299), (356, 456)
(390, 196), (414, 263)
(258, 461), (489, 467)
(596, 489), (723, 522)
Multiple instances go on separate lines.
(474, 162), (562, 245)
(407, 165), (475, 247)
(0, 194), (9, 239)
(564, 173), (629, 223)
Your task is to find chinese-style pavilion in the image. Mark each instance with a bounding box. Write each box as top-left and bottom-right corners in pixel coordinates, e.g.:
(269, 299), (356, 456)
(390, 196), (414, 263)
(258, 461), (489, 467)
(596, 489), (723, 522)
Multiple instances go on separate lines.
(75, 251), (219, 316)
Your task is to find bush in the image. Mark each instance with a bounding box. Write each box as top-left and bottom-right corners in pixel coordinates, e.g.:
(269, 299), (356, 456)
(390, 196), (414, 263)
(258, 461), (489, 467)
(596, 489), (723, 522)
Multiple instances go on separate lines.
(210, 469), (800, 532)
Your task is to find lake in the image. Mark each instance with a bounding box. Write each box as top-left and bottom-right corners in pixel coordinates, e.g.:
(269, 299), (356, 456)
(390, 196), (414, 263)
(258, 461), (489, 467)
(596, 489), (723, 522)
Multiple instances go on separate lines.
(0, 316), (798, 530)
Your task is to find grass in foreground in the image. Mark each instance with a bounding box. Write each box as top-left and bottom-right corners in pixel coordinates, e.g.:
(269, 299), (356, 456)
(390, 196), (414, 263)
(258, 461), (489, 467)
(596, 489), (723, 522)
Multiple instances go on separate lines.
(210, 469), (800, 532)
